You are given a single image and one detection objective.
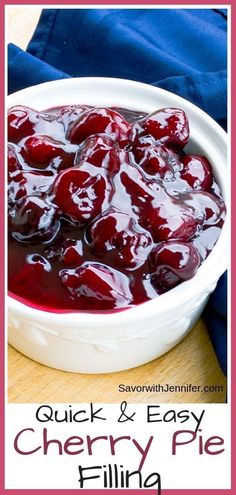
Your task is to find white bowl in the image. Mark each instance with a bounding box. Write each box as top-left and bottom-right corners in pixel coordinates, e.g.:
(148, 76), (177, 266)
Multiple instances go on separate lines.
(8, 77), (228, 373)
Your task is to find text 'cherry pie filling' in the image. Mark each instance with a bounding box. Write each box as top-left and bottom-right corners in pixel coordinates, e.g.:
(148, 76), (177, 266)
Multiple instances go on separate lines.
(8, 105), (226, 311)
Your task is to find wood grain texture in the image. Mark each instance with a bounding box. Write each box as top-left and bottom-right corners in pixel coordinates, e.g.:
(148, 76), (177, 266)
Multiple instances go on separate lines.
(6, 7), (226, 404)
(6, 7), (42, 50)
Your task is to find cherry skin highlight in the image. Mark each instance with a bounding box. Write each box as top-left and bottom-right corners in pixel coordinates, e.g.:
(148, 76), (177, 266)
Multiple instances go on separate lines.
(149, 241), (201, 293)
(69, 107), (132, 146)
(52, 167), (110, 224)
(8, 144), (22, 176)
(9, 195), (59, 244)
(180, 155), (213, 190)
(60, 262), (133, 310)
(76, 134), (120, 174)
(132, 107), (189, 149)
(8, 170), (54, 207)
(87, 207), (153, 269)
(8, 105), (38, 143)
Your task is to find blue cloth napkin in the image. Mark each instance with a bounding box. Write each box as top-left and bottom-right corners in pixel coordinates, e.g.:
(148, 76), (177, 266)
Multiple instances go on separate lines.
(8, 8), (227, 374)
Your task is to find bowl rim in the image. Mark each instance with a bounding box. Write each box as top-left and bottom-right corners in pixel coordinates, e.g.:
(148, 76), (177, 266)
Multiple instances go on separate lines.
(7, 76), (228, 327)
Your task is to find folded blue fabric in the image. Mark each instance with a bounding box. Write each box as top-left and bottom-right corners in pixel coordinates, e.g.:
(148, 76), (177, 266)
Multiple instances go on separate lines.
(203, 272), (227, 375)
(8, 8), (227, 374)
(9, 8), (227, 128)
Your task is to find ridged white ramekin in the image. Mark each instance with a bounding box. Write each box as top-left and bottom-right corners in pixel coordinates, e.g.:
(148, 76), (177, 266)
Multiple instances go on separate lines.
(8, 78), (228, 373)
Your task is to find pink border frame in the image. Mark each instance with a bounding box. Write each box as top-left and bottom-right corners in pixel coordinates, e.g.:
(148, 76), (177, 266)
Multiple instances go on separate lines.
(1, 2), (233, 494)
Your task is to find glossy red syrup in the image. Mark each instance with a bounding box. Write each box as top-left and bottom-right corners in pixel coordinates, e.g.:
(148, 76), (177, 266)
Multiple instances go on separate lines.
(8, 105), (226, 311)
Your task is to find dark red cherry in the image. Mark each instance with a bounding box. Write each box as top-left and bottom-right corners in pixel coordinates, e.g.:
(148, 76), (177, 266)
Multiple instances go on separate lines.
(141, 198), (200, 242)
(8, 105), (38, 143)
(87, 208), (153, 269)
(8, 144), (22, 176)
(120, 167), (155, 210)
(8, 171), (54, 207)
(130, 134), (157, 152)
(133, 144), (181, 178)
(23, 135), (63, 163)
(180, 155), (213, 190)
(22, 135), (76, 171)
(149, 241), (201, 293)
(10, 254), (52, 301)
(60, 262), (133, 309)
(44, 237), (83, 267)
(9, 196), (59, 243)
(133, 107), (189, 149)
(68, 108), (131, 146)
(52, 167), (110, 224)
(182, 191), (226, 226)
(136, 148), (171, 177)
(44, 238), (83, 267)
(61, 239), (83, 266)
(76, 134), (120, 174)
(133, 143), (181, 170)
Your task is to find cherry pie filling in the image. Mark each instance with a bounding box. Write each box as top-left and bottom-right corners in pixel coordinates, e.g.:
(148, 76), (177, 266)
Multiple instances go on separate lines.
(8, 104), (226, 311)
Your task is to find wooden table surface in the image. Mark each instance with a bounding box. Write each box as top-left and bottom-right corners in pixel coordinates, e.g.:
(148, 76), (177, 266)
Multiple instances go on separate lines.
(7, 7), (226, 404)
